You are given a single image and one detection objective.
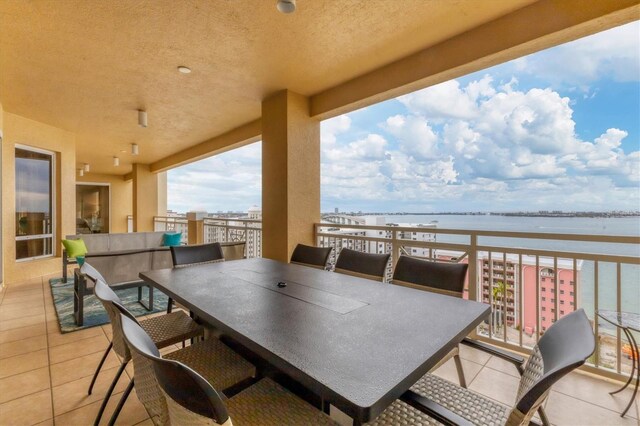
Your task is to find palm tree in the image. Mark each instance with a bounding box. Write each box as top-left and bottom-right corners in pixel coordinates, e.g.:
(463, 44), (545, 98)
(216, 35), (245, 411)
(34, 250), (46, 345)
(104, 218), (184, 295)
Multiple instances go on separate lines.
(492, 281), (506, 331)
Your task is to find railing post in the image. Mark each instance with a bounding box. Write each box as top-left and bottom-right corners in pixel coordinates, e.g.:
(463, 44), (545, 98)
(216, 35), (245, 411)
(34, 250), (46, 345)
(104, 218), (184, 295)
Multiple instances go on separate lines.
(468, 233), (478, 301)
(392, 229), (401, 268)
(187, 211), (206, 245)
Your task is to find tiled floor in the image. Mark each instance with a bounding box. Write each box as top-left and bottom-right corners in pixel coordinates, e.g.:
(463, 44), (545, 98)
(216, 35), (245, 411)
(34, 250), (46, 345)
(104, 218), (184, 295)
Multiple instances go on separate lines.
(0, 274), (638, 426)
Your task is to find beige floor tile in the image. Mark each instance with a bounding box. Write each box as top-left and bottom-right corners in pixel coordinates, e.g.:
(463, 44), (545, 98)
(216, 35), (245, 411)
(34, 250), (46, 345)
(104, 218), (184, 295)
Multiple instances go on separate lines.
(51, 349), (121, 387)
(0, 304), (46, 321)
(484, 355), (522, 378)
(0, 334), (48, 359)
(545, 390), (637, 425)
(551, 370), (639, 419)
(133, 419), (154, 426)
(52, 365), (131, 415)
(0, 348), (49, 379)
(33, 419), (54, 426)
(0, 323), (47, 345)
(0, 389), (52, 425)
(458, 343), (492, 365)
(54, 388), (149, 426)
(46, 319), (61, 334)
(0, 313), (46, 332)
(47, 325), (104, 348)
(49, 334), (110, 365)
(0, 366), (50, 404)
(1, 290), (43, 304)
(432, 356), (484, 386)
(468, 366), (520, 406)
(0, 299), (44, 312)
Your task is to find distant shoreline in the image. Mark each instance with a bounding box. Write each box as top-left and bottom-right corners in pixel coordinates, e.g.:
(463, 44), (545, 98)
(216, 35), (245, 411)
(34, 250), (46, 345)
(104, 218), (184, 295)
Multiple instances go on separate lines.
(322, 212), (640, 218)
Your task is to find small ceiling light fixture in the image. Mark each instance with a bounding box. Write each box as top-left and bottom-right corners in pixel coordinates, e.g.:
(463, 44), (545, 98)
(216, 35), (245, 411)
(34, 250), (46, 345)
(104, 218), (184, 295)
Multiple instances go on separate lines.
(113, 156), (120, 167)
(277, 0), (296, 14)
(138, 109), (148, 128)
(177, 66), (191, 74)
(83, 163), (90, 172)
(131, 143), (139, 155)
(78, 168), (84, 177)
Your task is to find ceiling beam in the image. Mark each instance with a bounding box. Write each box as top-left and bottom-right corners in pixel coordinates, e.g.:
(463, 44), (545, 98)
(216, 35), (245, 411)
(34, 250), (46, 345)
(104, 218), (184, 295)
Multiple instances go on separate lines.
(309, 0), (640, 119)
(149, 119), (262, 173)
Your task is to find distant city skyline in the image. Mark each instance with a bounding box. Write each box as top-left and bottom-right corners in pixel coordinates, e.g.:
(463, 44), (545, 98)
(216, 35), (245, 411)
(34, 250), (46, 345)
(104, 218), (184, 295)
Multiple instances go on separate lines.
(168, 22), (639, 214)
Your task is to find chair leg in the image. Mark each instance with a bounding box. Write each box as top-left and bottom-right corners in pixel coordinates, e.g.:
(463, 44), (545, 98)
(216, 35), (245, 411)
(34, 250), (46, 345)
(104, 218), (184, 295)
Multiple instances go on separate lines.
(93, 360), (128, 426)
(453, 354), (467, 388)
(88, 342), (113, 395)
(166, 297), (173, 313)
(538, 406), (551, 426)
(107, 379), (134, 426)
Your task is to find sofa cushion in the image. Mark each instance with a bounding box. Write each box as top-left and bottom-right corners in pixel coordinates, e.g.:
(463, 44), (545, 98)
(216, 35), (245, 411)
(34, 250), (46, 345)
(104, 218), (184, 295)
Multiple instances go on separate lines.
(68, 233), (110, 253)
(85, 250), (152, 285)
(110, 232), (146, 251)
(162, 232), (182, 247)
(62, 238), (88, 258)
(145, 232), (166, 249)
(151, 248), (173, 270)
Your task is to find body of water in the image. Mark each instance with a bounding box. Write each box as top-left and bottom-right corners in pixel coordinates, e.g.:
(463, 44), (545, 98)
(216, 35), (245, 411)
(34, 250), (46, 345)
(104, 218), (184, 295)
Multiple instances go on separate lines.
(382, 214), (640, 322)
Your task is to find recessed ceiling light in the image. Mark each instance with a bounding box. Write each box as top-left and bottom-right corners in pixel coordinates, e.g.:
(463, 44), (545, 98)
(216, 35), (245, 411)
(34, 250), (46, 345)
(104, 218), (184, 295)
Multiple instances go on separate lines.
(277, 0), (296, 13)
(177, 66), (191, 74)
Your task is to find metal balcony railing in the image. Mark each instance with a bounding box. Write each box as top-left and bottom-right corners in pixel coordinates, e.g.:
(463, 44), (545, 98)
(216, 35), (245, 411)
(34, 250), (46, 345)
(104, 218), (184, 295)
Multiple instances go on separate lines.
(314, 222), (640, 383)
(203, 218), (262, 259)
(153, 216), (189, 244)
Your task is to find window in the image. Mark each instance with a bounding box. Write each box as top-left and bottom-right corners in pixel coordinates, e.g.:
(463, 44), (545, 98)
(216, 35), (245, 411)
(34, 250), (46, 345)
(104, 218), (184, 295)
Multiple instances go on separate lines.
(15, 146), (55, 261)
(551, 308), (555, 313)
(560, 279), (564, 284)
(542, 316), (546, 321)
(570, 281), (575, 286)
(570, 291), (574, 296)
(541, 287), (546, 292)
(541, 297), (546, 301)
(560, 290), (564, 295)
(560, 310), (565, 315)
(542, 307), (546, 311)
(560, 300), (565, 305)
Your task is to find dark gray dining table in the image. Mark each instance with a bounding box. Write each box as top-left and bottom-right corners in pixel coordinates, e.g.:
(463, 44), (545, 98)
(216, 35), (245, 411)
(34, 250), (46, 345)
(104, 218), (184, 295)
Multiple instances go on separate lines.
(140, 258), (490, 423)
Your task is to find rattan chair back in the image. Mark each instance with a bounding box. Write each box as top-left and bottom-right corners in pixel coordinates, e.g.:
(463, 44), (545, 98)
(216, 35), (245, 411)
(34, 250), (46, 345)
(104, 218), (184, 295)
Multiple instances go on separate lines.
(154, 356), (230, 425)
(392, 255), (468, 298)
(116, 305), (171, 425)
(506, 309), (595, 425)
(93, 278), (130, 360)
(290, 244), (333, 269)
(334, 248), (390, 281)
(170, 242), (224, 268)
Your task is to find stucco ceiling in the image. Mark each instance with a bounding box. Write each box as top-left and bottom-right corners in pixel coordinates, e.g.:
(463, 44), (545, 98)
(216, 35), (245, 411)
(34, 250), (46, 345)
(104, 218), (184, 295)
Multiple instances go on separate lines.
(0, 0), (537, 174)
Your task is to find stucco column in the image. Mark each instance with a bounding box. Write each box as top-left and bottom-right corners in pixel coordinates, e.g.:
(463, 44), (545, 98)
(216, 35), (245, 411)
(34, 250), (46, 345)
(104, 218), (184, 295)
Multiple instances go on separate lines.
(132, 163), (160, 232)
(261, 90), (320, 262)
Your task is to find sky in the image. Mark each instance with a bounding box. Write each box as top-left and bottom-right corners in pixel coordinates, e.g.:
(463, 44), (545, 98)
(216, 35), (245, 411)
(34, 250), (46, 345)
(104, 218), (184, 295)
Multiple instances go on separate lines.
(168, 21), (640, 214)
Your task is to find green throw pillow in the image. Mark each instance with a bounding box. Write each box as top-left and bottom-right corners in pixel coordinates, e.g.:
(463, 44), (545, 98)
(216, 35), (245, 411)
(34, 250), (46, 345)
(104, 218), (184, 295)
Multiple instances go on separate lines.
(62, 238), (88, 258)
(162, 233), (182, 247)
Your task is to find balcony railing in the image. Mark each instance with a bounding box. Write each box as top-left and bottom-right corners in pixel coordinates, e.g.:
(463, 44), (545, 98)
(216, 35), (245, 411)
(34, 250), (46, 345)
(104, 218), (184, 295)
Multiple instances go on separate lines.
(203, 217), (262, 258)
(314, 222), (640, 383)
(153, 216), (189, 244)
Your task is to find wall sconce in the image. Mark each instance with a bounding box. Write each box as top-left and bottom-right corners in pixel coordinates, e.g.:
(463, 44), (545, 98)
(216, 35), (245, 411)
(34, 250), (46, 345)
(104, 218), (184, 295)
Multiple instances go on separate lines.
(83, 163), (90, 172)
(78, 168), (84, 177)
(138, 110), (148, 128)
(113, 156), (120, 166)
(131, 143), (139, 155)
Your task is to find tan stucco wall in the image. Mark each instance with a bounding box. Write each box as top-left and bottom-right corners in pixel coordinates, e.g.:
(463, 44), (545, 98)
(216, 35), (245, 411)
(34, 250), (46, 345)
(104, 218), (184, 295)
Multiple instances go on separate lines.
(77, 173), (132, 234)
(132, 163), (158, 232)
(262, 90), (320, 262)
(1, 112), (76, 284)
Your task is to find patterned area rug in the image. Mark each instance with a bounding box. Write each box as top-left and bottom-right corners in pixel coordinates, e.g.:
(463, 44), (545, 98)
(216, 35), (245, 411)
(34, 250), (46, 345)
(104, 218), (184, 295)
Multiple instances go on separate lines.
(48, 278), (169, 333)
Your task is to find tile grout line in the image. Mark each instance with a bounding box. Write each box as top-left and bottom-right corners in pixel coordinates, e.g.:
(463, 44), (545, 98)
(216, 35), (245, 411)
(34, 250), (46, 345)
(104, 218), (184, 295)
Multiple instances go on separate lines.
(550, 387), (639, 421)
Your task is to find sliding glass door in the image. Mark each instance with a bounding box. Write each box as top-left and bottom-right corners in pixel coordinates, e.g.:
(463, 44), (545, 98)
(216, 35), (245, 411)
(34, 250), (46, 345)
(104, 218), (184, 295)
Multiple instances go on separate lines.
(15, 146), (55, 261)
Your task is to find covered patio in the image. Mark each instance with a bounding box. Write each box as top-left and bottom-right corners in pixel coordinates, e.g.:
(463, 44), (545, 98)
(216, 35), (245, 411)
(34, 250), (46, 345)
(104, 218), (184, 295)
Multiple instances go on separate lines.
(1, 1), (639, 425)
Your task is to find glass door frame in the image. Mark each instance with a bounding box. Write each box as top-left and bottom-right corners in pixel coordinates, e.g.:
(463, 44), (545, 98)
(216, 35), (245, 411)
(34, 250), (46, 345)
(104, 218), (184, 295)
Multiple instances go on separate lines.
(76, 182), (112, 234)
(15, 144), (56, 262)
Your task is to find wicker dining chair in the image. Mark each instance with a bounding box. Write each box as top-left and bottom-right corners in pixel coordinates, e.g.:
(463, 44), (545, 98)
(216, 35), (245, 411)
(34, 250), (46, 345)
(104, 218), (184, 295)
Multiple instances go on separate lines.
(166, 242), (225, 313)
(367, 309), (595, 426)
(290, 244), (333, 269)
(86, 270), (205, 425)
(392, 255), (469, 387)
(334, 248), (391, 282)
(117, 311), (338, 425)
(108, 301), (256, 426)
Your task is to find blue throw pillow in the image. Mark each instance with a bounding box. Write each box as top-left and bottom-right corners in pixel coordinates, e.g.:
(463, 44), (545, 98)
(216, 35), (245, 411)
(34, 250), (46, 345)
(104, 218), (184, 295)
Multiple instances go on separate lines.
(162, 232), (182, 247)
